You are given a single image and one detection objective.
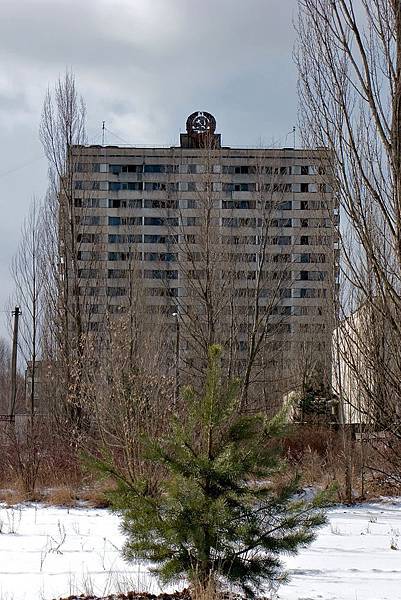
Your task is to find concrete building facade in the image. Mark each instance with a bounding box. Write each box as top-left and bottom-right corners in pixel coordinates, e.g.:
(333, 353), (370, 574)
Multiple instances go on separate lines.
(65, 111), (338, 403)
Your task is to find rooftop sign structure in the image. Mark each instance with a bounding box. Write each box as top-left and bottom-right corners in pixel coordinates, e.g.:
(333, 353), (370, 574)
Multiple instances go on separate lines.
(180, 111), (221, 148)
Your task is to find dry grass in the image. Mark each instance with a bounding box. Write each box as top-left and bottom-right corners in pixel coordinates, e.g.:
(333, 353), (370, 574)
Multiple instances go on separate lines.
(1, 422), (400, 509)
(279, 424), (401, 502)
(190, 581), (232, 600)
(281, 425), (356, 501)
(79, 479), (115, 508)
(44, 485), (77, 507)
(0, 487), (30, 506)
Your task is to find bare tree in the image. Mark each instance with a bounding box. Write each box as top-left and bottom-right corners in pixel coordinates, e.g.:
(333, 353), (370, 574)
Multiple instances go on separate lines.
(163, 142), (316, 413)
(0, 338), (11, 414)
(297, 0), (401, 481)
(87, 299), (174, 490)
(11, 199), (45, 416)
(39, 71), (90, 428)
(6, 199), (47, 496)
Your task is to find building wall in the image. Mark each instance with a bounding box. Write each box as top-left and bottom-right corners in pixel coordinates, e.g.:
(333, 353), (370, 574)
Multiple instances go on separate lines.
(63, 119), (338, 404)
(333, 302), (397, 426)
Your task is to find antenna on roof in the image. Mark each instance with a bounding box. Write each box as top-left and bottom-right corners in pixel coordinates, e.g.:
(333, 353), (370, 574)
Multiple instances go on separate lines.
(293, 126), (296, 148)
(102, 121), (105, 146)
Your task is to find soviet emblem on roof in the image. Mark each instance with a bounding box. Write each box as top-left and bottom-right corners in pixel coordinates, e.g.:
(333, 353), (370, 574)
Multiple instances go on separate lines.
(186, 111), (216, 136)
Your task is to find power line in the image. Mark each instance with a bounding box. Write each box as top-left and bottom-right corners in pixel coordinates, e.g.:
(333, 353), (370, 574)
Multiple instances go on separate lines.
(0, 155), (44, 180)
(104, 127), (133, 146)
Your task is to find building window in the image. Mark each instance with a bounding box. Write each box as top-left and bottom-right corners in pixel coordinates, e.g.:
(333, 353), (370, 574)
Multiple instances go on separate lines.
(272, 253), (290, 263)
(235, 183), (251, 191)
(145, 287), (178, 297)
(77, 216), (101, 226)
(78, 269), (98, 278)
(109, 181), (143, 191)
(77, 250), (102, 260)
(262, 183), (292, 193)
(144, 182), (178, 192)
(276, 201), (292, 210)
(144, 252), (177, 262)
(78, 233), (101, 243)
(79, 286), (103, 296)
(108, 234), (142, 244)
(269, 236), (291, 246)
(108, 216), (142, 226)
(144, 217), (163, 227)
(108, 199), (143, 208)
(108, 252), (131, 261)
(301, 253), (328, 263)
(143, 164), (178, 173)
(222, 235), (257, 245)
(271, 219), (292, 228)
(223, 183), (256, 193)
(144, 234), (178, 244)
(144, 217), (179, 227)
(75, 198), (103, 208)
(108, 305), (127, 314)
(144, 269), (178, 280)
(108, 269), (127, 278)
(109, 164), (143, 174)
(107, 287), (127, 296)
(295, 288), (327, 299)
(143, 198), (178, 209)
(222, 200), (256, 209)
(222, 217), (256, 228)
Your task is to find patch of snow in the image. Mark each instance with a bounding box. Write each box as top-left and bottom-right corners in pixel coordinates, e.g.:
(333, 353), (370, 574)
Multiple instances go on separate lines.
(0, 500), (401, 600)
(280, 499), (401, 600)
(0, 504), (160, 600)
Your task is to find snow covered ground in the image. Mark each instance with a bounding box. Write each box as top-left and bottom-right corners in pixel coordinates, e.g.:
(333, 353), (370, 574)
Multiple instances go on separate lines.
(282, 499), (401, 600)
(0, 500), (400, 600)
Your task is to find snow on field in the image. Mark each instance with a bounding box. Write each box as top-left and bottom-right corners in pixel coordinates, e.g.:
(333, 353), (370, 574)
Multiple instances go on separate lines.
(0, 500), (401, 600)
(280, 499), (401, 600)
(0, 504), (160, 600)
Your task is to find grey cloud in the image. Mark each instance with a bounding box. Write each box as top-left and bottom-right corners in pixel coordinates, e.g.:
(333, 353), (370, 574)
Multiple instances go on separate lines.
(0, 0), (299, 336)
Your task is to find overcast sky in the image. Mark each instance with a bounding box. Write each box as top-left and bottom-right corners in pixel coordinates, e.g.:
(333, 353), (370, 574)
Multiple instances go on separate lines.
(0, 0), (298, 338)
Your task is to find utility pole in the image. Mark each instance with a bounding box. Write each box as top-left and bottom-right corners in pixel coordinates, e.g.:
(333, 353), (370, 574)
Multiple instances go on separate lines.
(9, 306), (20, 420)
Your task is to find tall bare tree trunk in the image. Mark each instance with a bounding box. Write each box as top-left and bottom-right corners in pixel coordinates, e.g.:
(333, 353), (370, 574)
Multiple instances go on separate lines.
(297, 0), (401, 481)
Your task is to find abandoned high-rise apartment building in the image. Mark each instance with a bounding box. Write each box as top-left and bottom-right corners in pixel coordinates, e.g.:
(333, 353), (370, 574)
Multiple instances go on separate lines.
(64, 111), (338, 407)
